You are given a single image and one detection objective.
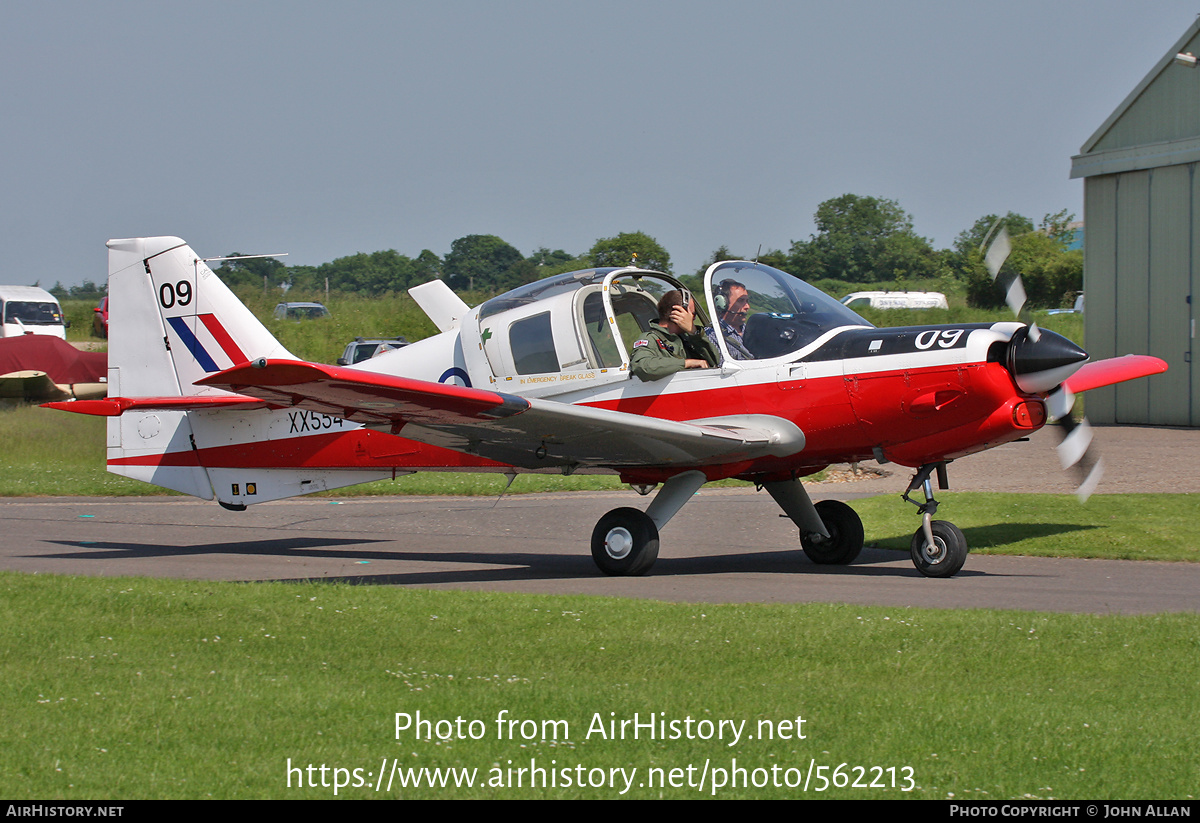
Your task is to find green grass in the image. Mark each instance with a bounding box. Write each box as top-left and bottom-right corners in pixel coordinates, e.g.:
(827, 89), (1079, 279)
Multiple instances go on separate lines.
(60, 300), (106, 343)
(857, 493), (1199, 563)
(2, 572), (1196, 799)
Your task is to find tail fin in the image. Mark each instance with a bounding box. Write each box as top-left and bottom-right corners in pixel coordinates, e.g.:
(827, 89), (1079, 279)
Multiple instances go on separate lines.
(58, 237), (396, 507)
(102, 237), (295, 501)
(106, 236), (294, 397)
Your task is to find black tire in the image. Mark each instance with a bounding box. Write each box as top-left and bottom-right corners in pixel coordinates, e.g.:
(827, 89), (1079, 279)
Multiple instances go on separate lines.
(800, 499), (865, 565)
(591, 507), (660, 576)
(910, 520), (968, 578)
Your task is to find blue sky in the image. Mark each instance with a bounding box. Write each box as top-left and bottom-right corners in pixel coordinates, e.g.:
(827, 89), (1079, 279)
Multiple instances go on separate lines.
(2, 1), (1197, 286)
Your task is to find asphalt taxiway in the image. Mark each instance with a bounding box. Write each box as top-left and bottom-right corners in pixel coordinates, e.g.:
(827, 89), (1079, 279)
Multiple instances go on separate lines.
(2, 425), (1196, 613)
(1, 480), (1196, 615)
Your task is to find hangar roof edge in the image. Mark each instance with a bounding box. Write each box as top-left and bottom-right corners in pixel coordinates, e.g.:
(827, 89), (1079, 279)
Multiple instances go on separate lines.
(1077, 17), (1200, 164)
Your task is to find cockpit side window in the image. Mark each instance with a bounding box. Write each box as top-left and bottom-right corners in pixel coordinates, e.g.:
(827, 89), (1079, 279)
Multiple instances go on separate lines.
(509, 312), (559, 375)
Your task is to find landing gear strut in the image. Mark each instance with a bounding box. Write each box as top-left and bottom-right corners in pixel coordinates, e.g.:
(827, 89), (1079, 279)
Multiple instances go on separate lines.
(800, 500), (865, 565)
(902, 463), (968, 578)
(765, 477), (865, 566)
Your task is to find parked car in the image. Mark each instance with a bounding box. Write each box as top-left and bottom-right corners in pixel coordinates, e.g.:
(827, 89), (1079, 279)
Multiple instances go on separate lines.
(93, 296), (109, 338)
(336, 336), (410, 366)
(840, 291), (949, 311)
(273, 301), (330, 320)
(0, 286), (68, 339)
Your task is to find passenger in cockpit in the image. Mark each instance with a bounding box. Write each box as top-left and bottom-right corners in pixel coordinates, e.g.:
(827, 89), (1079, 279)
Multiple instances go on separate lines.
(705, 278), (753, 361)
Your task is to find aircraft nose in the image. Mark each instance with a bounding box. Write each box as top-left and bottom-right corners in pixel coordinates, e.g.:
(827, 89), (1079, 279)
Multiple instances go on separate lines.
(1006, 326), (1089, 394)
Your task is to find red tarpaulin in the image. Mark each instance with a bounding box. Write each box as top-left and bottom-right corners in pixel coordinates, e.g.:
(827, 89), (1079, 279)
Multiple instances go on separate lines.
(0, 335), (106, 384)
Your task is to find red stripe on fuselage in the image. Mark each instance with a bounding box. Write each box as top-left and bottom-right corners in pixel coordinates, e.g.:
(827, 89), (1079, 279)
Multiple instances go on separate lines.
(109, 427), (508, 471)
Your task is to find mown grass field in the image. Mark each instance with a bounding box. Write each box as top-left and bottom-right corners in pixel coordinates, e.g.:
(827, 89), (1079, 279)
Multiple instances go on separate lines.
(3, 572), (1197, 800)
(856, 493), (1199, 563)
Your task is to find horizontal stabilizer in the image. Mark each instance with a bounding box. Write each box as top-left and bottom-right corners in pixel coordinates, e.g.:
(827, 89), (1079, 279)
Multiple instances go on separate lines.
(43, 394), (272, 416)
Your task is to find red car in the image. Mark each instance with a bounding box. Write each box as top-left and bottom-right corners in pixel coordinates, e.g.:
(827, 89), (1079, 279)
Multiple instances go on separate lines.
(93, 297), (108, 338)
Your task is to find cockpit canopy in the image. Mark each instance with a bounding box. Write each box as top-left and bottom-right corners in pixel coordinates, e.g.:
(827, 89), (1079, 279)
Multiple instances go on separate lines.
(471, 262), (871, 389)
(477, 268), (682, 380)
(704, 261), (873, 361)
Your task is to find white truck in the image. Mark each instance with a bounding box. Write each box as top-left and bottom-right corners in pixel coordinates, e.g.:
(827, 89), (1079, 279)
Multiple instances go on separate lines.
(0, 286), (67, 339)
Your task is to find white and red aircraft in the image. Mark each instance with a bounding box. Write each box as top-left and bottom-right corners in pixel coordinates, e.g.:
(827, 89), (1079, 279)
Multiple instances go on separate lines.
(50, 236), (1167, 578)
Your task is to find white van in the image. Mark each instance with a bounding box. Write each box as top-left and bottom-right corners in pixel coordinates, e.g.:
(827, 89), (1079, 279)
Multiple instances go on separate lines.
(0, 286), (68, 339)
(840, 291), (949, 311)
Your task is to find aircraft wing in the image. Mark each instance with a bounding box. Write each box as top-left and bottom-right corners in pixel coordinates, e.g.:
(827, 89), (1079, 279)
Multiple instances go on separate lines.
(195, 360), (805, 471)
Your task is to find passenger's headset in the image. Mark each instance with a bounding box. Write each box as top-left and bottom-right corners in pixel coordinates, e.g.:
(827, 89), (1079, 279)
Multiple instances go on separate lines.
(713, 280), (738, 314)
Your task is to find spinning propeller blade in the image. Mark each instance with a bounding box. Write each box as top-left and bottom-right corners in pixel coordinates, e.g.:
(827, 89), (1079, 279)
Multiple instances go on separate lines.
(982, 222), (1101, 500)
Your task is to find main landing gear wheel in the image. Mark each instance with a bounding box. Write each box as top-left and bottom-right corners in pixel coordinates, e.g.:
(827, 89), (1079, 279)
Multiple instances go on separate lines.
(800, 500), (865, 565)
(910, 521), (968, 578)
(591, 507), (660, 576)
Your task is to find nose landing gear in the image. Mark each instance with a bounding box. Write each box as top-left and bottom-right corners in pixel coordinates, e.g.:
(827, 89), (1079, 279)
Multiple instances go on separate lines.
(902, 462), (968, 578)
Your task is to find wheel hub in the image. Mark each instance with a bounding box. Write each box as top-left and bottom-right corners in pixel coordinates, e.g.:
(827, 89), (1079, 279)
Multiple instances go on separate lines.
(604, 527), (633, 560)
(920, 538), (946, 564)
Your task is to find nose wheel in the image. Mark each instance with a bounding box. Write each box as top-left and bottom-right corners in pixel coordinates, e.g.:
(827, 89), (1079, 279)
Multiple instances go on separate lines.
(909, 520), (967, 578)
(902, 462), (969, 578)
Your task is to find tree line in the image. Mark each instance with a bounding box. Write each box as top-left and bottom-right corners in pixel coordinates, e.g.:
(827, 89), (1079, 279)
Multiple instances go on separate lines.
(209, 229), (675, 299)
(48, 195), (1083, 309)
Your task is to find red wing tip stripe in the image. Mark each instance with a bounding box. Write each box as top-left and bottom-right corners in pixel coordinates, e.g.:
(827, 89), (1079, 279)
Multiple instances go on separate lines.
(198, 360), (530, 419)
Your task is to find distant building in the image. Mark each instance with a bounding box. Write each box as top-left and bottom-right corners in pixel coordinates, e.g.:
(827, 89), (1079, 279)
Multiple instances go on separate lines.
(1071, 19), (1200, 426)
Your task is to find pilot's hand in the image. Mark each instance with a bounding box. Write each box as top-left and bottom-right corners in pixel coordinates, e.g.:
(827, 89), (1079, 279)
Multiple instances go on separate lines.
(684, 358), (708, 369)
(669, 305), (695, 334)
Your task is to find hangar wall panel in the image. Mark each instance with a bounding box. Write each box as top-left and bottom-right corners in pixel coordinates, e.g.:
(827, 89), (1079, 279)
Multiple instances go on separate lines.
(1148, 164), (1193, 425)
(1191, 169), (1200, 426)
(1084, 176), (1118, 423)
(1113, 171), (1151, 423)
(1092, 51), (1200, 153)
